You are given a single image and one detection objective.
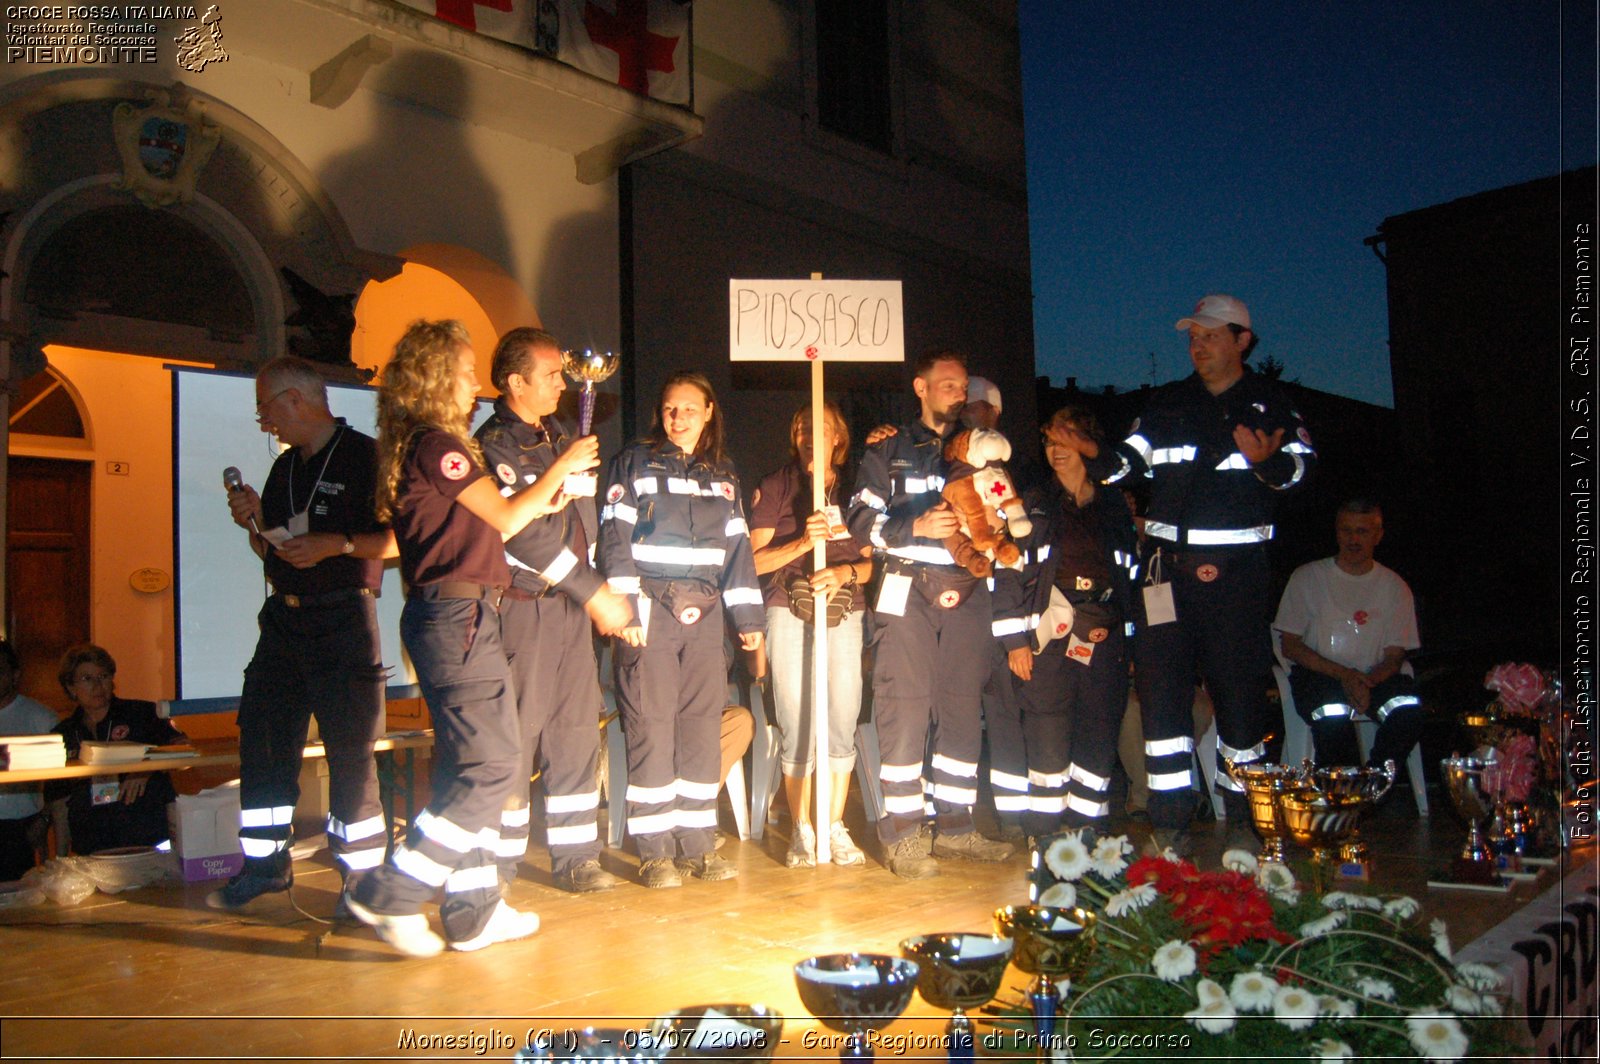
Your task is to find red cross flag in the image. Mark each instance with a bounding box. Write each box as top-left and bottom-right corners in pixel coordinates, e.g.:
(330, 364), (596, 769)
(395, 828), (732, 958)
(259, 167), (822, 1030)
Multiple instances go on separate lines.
(392, 0), (690, 105)
(558, 0), (689, 105)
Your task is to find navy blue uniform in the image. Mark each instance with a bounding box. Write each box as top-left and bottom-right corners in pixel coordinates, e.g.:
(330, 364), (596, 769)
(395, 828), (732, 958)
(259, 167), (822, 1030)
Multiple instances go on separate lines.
(846, 421), (990, 845)
(476, 403), (607, 881)
(1093, 369), (1315, 830)
(597, 441), (763, 861)
(237, 421), (388, 880)
(995, 481), (1140, 834)
(52, 699), (183, 854)
(349, 429), (518, 945)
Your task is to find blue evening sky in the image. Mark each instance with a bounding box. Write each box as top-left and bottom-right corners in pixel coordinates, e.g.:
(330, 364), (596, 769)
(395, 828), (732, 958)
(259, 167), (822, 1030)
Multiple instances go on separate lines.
(1019, 1), (1568, 407)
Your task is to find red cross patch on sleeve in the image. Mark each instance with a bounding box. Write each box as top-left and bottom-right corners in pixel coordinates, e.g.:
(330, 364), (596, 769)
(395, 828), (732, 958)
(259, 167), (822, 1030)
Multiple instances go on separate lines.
(440, 452), (471, 481)
(606, 484), (625, 504)
(496, 463), (516, 485)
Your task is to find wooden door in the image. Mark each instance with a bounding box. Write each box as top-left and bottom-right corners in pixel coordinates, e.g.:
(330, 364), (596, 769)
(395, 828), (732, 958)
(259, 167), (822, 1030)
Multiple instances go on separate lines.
(6, 456), (91, 712)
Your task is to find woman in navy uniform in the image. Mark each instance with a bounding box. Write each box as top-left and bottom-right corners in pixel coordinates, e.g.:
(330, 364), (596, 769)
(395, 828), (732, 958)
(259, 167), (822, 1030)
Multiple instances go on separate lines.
(342, 319), (569, 956)
(996, 406), (1140, 839)
(597, 371), (765, 888)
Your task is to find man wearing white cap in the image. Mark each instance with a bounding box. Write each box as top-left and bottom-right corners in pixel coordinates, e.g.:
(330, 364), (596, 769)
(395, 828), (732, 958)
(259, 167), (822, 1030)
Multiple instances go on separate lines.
(1088, 294), (1316, 854)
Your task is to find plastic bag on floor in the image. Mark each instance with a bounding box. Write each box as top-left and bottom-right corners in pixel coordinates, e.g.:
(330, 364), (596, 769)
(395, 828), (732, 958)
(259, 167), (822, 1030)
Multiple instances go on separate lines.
(20, 857), (97, 906)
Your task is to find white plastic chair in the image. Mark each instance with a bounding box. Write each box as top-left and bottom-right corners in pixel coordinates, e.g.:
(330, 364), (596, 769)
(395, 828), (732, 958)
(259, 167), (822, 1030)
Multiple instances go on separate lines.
(1272, 635), (1428, 816)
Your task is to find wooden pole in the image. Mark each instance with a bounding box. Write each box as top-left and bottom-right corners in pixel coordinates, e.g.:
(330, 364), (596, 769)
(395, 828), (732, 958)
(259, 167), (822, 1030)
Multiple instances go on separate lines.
(809, 272), (831, 863)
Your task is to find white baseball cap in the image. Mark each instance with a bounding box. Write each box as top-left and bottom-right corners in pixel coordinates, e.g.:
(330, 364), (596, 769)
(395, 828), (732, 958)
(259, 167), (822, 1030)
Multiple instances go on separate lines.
(1175, 294), (1251, 331)
(966, 376), (1002, 412)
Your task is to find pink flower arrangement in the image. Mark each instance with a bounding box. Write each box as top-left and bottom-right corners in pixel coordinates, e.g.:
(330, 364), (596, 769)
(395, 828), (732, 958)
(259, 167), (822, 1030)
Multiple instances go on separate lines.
(1482, 663), (1546, 715)
(1481, 733), (1537, 803)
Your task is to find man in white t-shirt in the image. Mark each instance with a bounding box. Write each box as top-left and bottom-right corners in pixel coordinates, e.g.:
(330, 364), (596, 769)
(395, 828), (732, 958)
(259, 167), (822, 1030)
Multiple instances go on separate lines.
(1273, 500), (1423, 769)
(0, 639), (60, 880)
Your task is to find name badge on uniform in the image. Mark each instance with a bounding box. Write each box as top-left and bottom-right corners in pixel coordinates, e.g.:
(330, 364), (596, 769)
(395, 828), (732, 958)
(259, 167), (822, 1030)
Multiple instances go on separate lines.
(286, 510), (310, 537)
(1065, 633), (1095, 665)
(91, 776), (121, 806)
(1141, 548), (1176, 626)
(1143, 583), (1177, 626)
(822, 504), (851, 541)
(876, 572), (912, 617)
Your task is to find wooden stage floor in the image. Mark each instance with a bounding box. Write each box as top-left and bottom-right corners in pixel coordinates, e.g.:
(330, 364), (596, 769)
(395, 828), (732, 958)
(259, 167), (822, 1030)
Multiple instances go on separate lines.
(0, 786), (1578, 1061)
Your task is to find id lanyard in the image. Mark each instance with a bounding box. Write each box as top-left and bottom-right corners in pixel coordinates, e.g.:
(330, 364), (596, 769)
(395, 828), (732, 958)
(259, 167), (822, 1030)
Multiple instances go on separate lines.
(285, 425), (345, 534)
(1143, 547), (1177, 626)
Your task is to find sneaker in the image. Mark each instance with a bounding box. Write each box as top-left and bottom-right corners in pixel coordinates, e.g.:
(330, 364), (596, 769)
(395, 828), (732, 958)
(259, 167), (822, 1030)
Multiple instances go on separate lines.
(205, 869), (292, 911)
(559, 859), (621, 894)
(678, 852), (738, 881)
(932, 831), (1015, 863)
(341, 894), (444, 958)
(449, 900), (540, 952)
(786, 823), (817, 868)
(884, 834), (940, 879)
(828, 823), (866, 867)
(639, 857), (683, 889)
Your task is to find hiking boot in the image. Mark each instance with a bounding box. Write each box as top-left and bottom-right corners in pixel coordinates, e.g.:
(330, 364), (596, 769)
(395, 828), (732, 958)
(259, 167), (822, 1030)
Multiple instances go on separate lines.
(678, 852), (738, 881)
(448, 900), (540, 952)
(559, 859), (621, 894)
(932, 831), (1015, 863)
(205, 869), (292, 911)
(341, 894), (444, 958)
(828, 823), (866, 867)
(786, 823), (817, 868)
(712, 829), (729, 851)
(639, 857), (683, 889)
(884, 834), (940, 879)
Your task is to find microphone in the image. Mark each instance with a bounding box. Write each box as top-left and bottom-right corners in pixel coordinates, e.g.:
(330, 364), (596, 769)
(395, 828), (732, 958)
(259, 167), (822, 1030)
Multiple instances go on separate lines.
(223, 466), (261, 535)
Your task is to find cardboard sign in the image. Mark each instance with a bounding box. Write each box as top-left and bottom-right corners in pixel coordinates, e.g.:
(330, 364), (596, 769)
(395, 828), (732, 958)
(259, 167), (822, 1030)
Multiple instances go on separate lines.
(728, 279), (904, 362)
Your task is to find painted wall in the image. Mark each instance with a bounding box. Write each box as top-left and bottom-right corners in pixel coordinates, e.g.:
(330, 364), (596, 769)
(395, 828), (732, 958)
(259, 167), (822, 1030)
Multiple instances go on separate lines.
(12, 347), (184, 708)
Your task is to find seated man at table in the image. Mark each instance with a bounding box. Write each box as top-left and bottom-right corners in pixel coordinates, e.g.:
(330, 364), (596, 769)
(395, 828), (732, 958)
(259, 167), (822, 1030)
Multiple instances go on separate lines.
(1273, 499), (1423, 770)
(48, 644), (186, 854)
(0, 639), (58, 879)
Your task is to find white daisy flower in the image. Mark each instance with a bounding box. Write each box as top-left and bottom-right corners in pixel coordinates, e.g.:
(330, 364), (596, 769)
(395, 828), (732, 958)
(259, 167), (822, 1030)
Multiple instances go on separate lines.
(1453, 962), (1504, 993)
(1430, 918), (1452, 960)
(1298, 911), (1347, 938)
(1309, 1038), (1354, 1062)
(1323, 891), (1381, 911)
(1445, 984), (1485, 1015)
(1318, 994), (1357, 1019)
(1257, 862), (1300, 902)
(1151, 939), (1197, 982)
(1228, 969), (1277, 1012)
(1220, 848), (1258, 875)
(1089, 835), (1132, 878)
(1104, 882), (1157, 918)
(1406, 1011), (1468, 1062)
(1184, 984), (1236, 1035)
(1037, 882), (1077, 909)
(1382, 895), (1420, 920)
(1355, 976), (1395, 1001)
(1043, 833), (1092, 881)
(1272, 985), (1319, 1030)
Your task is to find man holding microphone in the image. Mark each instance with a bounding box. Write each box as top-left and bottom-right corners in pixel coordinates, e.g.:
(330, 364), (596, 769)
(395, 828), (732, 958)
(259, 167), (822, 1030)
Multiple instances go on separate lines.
(208, 356), (394, 911)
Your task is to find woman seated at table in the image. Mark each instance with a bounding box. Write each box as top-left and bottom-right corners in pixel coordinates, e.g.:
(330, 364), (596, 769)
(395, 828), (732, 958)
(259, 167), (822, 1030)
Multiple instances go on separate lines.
(48, 644), (185, 854)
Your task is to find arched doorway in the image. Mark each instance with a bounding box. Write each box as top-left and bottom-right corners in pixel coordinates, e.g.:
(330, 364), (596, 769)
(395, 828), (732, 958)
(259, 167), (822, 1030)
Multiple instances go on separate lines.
(7, 367), (92, 711)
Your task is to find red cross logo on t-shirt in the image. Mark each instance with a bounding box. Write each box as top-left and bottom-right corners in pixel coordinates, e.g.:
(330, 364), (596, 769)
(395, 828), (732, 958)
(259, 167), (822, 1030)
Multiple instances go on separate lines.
(583, 0), (679, 95)
(1353, 610), (1369, 627)
(440, 452), (470, 481)
(987, 480), (1008, 499)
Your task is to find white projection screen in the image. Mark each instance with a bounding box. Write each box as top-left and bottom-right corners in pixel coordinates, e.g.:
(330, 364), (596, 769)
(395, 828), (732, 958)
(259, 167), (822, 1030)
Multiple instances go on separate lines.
(171, 366), (493, 708)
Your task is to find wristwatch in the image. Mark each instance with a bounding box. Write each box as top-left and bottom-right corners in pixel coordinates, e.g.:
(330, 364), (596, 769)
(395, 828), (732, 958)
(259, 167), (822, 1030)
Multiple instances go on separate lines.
(340, 535), (355, 556)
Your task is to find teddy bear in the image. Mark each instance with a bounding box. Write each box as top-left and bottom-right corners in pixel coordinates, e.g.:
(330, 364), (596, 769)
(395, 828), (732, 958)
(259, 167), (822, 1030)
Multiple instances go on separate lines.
(940, 427), (1033, 578)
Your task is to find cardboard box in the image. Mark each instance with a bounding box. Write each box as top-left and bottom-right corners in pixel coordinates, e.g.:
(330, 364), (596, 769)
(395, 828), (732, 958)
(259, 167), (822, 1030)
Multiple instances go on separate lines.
(168, 780), (245, 882)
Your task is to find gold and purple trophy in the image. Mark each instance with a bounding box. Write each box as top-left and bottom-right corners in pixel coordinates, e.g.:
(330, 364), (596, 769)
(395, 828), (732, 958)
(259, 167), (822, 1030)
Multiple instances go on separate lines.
(560, 348), (620, 496)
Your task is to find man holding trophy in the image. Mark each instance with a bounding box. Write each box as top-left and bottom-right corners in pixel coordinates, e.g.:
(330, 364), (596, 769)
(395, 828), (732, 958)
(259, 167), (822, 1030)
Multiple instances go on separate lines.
(475, 328), (632, 894)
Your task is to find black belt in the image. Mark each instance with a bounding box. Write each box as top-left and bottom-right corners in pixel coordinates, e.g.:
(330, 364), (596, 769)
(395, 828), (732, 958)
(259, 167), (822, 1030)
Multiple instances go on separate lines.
(275, 587), (374, 609)
(411, 581), (506, 608)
